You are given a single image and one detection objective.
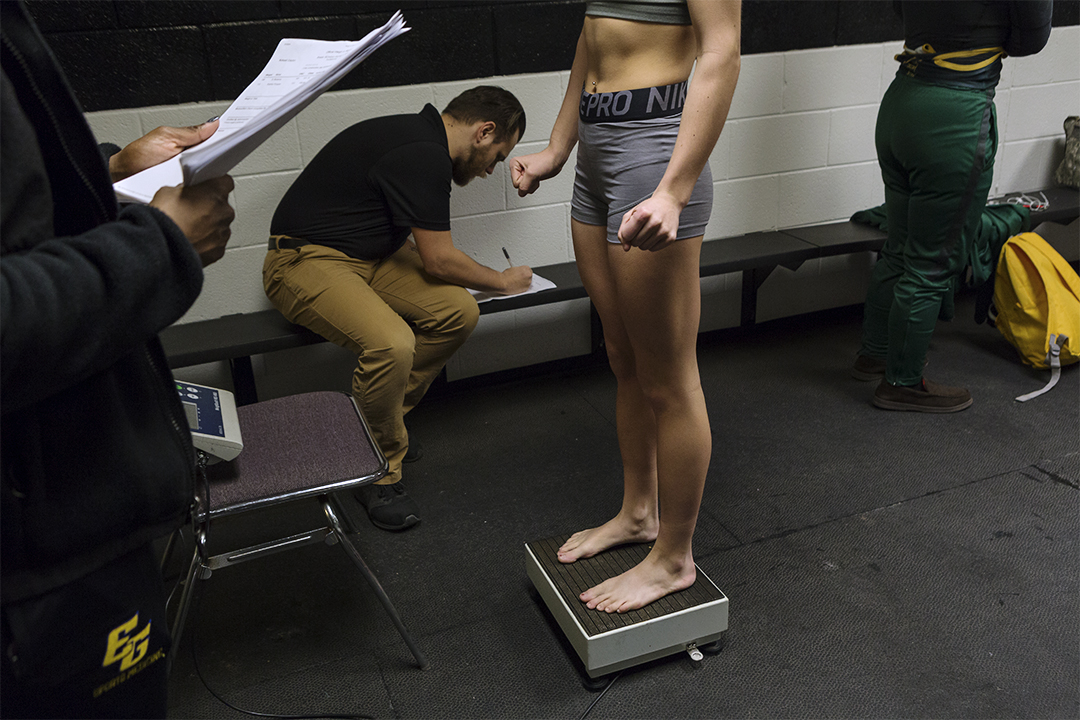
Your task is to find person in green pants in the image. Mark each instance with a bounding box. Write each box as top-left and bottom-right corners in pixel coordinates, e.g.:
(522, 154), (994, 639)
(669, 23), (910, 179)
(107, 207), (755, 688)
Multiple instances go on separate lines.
(854, 0), (1053, 412)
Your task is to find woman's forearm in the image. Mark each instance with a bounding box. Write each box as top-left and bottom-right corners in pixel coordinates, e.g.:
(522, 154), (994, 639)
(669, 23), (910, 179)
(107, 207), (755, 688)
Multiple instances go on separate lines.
(547, 30), (589, 164)
(654, 0), (741, 207)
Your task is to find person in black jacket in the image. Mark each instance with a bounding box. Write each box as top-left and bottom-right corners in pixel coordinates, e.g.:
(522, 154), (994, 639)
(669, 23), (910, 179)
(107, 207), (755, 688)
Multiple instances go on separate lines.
(0, 2), (235, 716)
(852, 0), (1053, 412)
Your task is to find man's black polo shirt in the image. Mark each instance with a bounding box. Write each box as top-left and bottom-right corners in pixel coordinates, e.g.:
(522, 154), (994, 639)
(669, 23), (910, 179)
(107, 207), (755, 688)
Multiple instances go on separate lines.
(270, 103), (452, 261)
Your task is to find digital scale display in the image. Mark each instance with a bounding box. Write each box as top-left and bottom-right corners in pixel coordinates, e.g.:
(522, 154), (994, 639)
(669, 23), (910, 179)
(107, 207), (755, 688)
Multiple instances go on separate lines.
(176, 383), (226, 438)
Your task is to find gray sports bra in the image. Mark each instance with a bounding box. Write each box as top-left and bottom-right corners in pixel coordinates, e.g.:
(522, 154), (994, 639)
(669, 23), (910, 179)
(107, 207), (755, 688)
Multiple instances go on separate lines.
(585, 0), (692, 26)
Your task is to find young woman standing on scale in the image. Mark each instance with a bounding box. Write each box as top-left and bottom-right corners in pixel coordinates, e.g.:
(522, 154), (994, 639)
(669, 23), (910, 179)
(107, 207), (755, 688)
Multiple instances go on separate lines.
(512, 0), (742, 613)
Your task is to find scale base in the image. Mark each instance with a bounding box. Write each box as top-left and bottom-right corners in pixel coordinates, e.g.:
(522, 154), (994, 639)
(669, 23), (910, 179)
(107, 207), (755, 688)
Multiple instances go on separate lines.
(526, 534), (728, 679)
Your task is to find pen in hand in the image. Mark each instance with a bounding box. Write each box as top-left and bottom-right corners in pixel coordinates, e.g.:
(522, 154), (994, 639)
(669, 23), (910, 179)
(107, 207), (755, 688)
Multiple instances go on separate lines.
(502, 246), (513, 268)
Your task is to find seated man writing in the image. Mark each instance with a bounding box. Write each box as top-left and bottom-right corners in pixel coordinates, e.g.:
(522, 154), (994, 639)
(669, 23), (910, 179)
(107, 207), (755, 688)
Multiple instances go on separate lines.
(264, 86), (531, 531)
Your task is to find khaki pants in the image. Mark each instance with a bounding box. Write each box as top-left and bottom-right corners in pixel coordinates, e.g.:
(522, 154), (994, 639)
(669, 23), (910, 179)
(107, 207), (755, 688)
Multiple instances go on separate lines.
(263, 241), (479, 483)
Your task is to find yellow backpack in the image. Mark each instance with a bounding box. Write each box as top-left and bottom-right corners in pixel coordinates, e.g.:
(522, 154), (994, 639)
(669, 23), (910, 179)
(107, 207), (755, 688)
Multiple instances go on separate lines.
(989, 232), (1080, 401)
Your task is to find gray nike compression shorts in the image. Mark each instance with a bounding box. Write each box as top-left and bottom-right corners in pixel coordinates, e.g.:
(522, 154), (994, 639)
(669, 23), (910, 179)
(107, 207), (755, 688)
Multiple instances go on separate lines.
(572, 84), (713, 244)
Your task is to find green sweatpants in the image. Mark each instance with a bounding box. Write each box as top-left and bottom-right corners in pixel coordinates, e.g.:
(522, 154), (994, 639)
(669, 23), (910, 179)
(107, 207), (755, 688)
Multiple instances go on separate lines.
(861, 73), (997, 385)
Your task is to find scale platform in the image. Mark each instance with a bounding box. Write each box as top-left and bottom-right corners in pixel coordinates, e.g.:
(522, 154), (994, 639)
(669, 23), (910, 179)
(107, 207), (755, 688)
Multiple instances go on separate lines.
(526, 534), (728, 679)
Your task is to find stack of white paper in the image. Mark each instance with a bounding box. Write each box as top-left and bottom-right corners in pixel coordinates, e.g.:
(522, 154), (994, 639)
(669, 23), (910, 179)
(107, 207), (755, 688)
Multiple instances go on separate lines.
(468, 274), (557, 303)
(114, 11), (409, 204)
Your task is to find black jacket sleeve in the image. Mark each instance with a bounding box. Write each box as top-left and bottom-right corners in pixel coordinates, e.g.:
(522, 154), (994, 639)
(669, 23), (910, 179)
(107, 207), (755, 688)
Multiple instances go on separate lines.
(0, 57), (204, 414)
(1006, 0), (1053, 57)
(0, 205), (204, 414)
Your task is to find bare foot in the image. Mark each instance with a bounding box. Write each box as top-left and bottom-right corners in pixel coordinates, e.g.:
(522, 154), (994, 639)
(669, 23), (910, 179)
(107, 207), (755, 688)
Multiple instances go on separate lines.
(580, 551), (696, 613)
(557, 514), (658, 564)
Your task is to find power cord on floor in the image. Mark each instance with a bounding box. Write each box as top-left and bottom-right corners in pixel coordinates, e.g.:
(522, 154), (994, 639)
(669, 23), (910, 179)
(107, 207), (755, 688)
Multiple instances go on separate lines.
(576, 670), (622, 720)
(187, 576), (375, 720)
(178, 452), (374, 720)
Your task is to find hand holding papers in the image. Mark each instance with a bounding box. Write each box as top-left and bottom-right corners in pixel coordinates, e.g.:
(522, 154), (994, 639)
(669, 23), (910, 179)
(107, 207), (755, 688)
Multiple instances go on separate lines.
(114, 11), (409, 204)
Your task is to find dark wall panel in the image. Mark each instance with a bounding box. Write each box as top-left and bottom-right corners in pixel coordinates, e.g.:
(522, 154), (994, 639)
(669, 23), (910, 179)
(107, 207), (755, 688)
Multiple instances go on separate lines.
(1054, 0), (1080, 25)
(279, 1), (469, 14)
(742, 0), (840, 54)
(742, 0), (904, 51)
(113, 0), (283, 28)
(203, 17), (359, 101)
(360, 6), (496, 86)
(494, 2), (585, 76)
(45, 26), (211, 110)
(24, 0), (1079, 113)
(21, 0), (119, 32)
(837, 0), (905, 46)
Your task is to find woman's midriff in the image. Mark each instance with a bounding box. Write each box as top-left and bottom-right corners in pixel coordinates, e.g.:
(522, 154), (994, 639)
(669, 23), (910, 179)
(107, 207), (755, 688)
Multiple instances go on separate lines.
(583, 16), (696, 94)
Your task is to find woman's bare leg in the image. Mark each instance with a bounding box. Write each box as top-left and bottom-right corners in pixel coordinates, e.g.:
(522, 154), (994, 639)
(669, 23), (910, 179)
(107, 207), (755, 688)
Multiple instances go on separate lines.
(558, 220), (662, 563)
(579, 233), (711, 613)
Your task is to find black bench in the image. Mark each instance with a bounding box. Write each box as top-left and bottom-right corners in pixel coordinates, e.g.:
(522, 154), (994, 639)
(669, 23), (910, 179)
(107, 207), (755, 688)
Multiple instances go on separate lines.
(161, 187), (1078, 405)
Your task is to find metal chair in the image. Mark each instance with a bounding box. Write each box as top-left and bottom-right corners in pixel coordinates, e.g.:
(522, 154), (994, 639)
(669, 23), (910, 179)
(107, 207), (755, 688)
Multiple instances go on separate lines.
(165, 390), (429, 671)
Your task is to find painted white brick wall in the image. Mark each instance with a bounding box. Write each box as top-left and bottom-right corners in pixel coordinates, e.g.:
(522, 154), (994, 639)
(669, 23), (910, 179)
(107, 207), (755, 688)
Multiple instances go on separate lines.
(83, 31), (1080, 389)
(727, 111), (832, 177)
(992, 25), (1080, 195)
(782, 45), (885, 112)
(709, 175), (780, 238)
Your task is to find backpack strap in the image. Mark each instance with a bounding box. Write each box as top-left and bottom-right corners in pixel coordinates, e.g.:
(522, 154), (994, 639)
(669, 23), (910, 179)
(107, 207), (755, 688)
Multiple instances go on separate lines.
(1016, 334), (1067, 402)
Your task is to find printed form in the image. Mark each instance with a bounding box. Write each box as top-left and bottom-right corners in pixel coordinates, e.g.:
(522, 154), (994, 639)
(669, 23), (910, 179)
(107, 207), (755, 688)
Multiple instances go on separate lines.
(114, 11), (408, 204)
(469, 275), (557, 303)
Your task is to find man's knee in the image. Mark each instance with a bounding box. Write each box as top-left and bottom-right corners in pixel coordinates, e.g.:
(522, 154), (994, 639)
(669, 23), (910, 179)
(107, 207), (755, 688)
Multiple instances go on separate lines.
(433, 290), (479, 341)
(367, 323), (418, 369)
(457, 296), (480, 337)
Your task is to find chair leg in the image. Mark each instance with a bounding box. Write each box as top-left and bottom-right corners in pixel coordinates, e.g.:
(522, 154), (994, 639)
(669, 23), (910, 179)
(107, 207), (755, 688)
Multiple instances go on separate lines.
(159, 529), (180, 574)
(323, 496), (431, 670)
(167, 529), (207, 674)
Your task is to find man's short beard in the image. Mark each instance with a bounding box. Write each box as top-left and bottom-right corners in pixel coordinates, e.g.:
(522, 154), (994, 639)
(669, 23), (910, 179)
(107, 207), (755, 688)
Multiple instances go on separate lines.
(451, 145), (485, 187)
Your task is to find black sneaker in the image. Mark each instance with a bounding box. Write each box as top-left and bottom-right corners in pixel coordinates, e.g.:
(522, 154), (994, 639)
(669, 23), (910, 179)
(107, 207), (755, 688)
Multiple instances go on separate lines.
(403, 435), (423, 463)
(355, 482), (420, 531)
(873, 378), (972, 413)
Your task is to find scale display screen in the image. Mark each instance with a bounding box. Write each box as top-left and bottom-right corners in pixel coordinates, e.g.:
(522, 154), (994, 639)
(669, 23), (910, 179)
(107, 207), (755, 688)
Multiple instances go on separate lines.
(176, 383), (225, 438)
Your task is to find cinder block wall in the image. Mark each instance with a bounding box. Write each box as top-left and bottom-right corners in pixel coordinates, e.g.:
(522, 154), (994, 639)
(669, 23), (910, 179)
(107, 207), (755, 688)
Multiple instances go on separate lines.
(60, 2), (1079, 393)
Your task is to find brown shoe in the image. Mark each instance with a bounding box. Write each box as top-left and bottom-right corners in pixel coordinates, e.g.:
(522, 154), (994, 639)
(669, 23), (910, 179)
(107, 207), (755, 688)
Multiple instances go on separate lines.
(873, 378), (972, 413)
(851, 354), (886, 381)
